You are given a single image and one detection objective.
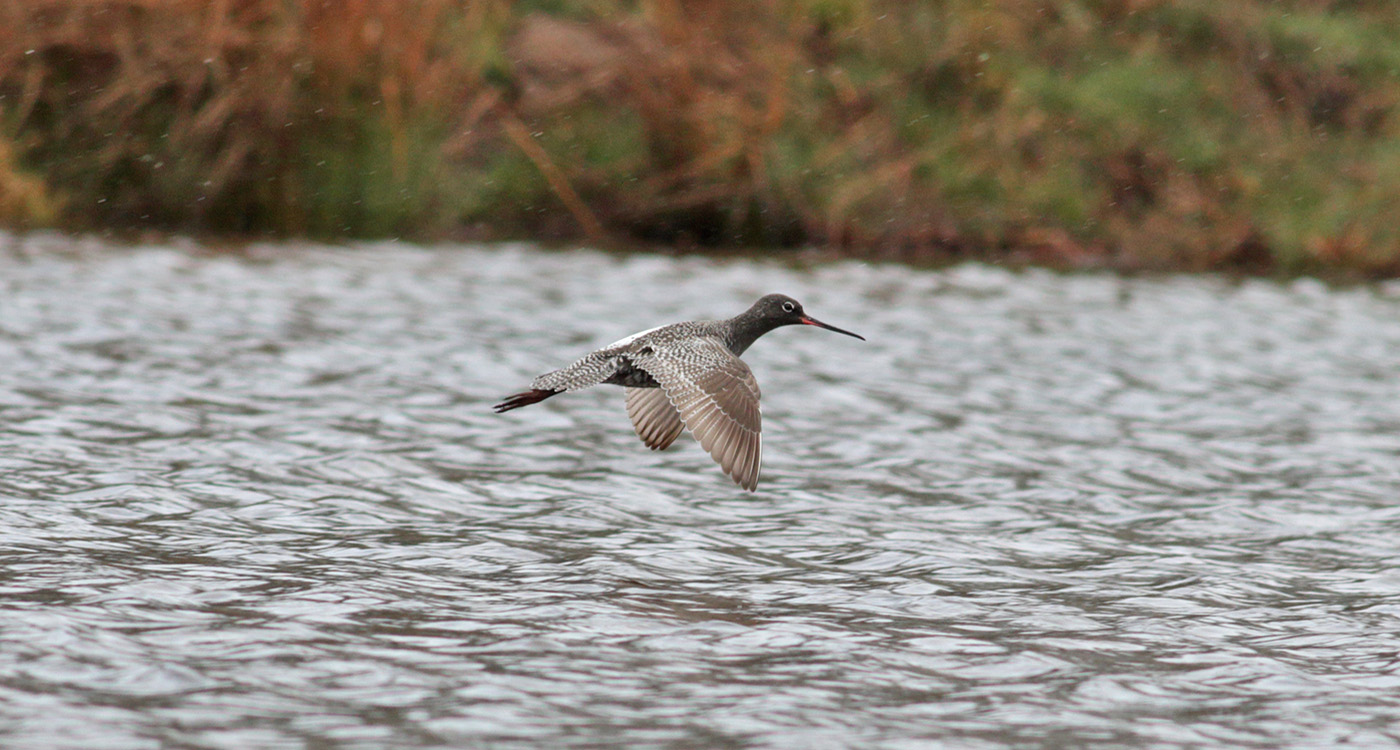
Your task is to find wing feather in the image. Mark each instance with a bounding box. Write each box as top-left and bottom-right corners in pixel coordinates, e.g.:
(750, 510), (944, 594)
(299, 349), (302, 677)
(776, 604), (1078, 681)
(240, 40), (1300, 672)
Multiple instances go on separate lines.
(625, 387), (685, 450)
(629, 336), (762, 491)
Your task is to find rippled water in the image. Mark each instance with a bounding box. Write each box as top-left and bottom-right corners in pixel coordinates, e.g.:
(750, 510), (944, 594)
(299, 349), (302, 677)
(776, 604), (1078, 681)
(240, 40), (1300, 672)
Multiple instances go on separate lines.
(2, 233), (1399, 748)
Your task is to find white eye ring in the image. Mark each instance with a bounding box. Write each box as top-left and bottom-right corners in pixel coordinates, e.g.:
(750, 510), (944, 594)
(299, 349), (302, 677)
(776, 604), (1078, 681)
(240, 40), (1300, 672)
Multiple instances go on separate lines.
(782, 301), (796, 313)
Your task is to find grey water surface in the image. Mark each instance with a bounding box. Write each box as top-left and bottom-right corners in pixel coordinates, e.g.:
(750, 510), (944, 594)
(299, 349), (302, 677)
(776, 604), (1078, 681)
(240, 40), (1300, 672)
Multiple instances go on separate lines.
(1, 233), (1398, 749)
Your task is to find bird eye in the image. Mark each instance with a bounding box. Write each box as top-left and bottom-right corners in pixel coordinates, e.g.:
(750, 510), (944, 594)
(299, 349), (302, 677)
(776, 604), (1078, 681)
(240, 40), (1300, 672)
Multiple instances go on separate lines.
(782, 301), (796, 313)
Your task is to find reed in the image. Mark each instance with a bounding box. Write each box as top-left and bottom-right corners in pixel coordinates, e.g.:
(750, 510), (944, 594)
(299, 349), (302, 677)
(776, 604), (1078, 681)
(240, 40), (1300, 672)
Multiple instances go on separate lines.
(2, 0), (1399, 275)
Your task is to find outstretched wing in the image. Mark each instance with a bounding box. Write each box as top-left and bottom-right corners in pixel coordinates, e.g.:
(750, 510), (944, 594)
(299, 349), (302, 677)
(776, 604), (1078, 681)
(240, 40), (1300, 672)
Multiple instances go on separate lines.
(629, 337), (762, 491)
(626, 387), (685, 451)
(530, 349), (623, 392)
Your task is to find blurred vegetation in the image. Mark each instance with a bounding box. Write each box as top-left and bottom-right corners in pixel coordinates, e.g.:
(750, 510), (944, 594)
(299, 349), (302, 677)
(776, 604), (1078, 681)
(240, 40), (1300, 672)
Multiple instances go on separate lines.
(2, 0), (1400, 274)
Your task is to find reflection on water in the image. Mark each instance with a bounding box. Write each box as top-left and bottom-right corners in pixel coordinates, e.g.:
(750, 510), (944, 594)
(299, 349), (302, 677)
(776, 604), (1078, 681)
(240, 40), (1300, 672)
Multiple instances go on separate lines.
(1, 233), (1399, 748)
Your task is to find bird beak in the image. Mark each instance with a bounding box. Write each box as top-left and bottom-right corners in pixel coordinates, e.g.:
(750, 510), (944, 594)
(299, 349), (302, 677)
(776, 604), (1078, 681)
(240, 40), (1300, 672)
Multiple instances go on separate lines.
(800, 316), (865, 341)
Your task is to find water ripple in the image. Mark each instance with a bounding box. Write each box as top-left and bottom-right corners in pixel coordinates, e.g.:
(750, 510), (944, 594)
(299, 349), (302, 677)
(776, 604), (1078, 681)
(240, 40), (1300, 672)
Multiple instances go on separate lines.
(0, 236), (1398, 747)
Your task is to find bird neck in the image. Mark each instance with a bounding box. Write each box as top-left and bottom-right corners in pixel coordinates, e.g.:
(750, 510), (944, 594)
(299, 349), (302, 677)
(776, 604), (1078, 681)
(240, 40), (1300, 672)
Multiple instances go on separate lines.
(723, 308), (782, 355)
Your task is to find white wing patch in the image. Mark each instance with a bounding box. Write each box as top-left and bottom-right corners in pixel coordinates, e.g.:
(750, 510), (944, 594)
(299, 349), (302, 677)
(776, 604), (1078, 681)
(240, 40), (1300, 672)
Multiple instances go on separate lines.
(606, 325), (665, 349)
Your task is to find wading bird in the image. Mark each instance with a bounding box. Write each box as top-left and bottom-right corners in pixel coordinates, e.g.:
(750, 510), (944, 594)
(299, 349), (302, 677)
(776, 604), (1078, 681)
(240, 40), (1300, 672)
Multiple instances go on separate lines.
(494, 294), (864, 490)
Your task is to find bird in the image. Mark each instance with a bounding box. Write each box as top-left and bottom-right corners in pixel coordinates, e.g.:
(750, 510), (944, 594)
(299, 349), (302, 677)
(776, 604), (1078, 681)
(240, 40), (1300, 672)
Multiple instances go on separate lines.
(493, 294), (864, 491)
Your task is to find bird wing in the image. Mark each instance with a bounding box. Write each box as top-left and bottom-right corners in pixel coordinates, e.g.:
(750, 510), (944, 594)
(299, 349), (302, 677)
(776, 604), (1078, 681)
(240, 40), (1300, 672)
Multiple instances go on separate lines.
(530, 349), (622, 392)
(629, 336), (763, 491)
(530, 323), (682, 393)
(625, 387), (685, 451)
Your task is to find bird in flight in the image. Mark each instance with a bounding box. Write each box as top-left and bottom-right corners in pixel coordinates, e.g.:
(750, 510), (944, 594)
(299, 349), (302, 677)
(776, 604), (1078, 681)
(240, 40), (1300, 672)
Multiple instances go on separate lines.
(494, 294), (864, 491)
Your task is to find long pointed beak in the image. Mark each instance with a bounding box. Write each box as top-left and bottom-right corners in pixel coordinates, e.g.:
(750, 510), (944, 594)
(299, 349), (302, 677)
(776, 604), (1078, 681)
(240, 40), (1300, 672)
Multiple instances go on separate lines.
(800, 316), (865, 341)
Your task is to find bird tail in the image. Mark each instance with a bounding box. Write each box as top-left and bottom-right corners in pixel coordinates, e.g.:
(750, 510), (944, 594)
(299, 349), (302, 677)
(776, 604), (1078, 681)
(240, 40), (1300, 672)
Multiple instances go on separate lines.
(493, 388), (560, 413)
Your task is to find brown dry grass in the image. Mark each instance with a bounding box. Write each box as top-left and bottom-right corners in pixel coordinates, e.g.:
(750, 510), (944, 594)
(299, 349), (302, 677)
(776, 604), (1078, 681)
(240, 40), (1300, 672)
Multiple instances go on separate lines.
(0, 0), (507, 232)
(3, 0), (1400, 275)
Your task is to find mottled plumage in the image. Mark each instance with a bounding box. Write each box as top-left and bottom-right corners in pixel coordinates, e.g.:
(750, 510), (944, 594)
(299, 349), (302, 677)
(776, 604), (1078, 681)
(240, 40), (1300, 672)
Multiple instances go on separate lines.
(494, 294), (863, 491)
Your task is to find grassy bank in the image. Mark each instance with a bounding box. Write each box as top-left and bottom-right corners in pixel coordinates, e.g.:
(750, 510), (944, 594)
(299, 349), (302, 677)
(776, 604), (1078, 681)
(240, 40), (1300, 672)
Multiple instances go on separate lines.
(2, 0), (1400, 275)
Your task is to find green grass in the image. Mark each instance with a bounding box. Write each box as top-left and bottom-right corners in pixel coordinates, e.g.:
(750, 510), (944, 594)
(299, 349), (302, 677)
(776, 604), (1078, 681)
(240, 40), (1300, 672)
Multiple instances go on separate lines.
(4, 0), (1400, 274)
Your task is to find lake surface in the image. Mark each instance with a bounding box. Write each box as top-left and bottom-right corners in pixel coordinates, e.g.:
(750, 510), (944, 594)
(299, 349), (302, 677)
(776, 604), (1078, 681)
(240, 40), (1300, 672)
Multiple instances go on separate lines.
(1, 233), (1399, 748)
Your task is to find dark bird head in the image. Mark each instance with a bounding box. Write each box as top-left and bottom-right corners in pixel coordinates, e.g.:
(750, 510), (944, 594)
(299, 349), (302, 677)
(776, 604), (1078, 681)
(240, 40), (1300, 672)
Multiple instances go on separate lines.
(746, 294), (865, 341)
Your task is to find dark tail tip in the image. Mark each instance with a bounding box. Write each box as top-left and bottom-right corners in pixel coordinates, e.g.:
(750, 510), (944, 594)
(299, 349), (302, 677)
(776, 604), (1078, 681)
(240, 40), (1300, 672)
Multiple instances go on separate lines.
(493, 388), (560, 413)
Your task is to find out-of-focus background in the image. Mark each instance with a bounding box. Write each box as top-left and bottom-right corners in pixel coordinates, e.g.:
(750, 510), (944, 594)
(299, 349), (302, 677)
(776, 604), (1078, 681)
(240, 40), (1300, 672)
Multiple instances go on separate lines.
(3, 0), (1399, 274)
(7, 5), (1400, 749)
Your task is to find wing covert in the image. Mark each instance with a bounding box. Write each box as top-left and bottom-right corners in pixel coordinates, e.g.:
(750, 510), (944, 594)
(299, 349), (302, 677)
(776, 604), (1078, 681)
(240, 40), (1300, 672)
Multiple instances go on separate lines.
(629, 337), (763, 491)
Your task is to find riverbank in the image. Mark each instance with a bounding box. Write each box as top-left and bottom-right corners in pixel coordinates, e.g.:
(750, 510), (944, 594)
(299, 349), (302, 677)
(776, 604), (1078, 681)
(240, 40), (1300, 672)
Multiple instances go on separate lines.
(2, 1), (1399, 276)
